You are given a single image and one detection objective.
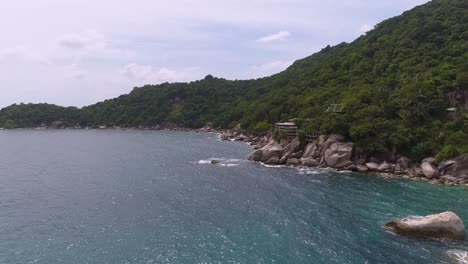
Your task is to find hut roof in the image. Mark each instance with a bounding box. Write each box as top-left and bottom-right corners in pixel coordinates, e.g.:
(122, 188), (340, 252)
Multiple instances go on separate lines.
(325, 104), (345, 113)
(275, 122), (297, 126)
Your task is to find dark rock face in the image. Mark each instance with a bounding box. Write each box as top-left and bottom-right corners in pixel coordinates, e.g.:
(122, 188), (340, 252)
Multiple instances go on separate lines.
(286, 158), (300, 166)
(50, 121), (66, 129)
(446, 87), (468, 110)
(279, 139), (301, 164)
(301, 157), (320, 167)
(248, 149), (263, 162)
(257, 137), (270, 148)
(265, 157), (280, 165)
(395, 157), (411, 174)
(303, 143), (318, 159)
(439, 155), (468, 179)
(385, 212), (465, 240)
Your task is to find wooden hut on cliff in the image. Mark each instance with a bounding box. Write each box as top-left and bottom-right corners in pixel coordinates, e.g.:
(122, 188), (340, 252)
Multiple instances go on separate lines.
(274, 122), (298, 141)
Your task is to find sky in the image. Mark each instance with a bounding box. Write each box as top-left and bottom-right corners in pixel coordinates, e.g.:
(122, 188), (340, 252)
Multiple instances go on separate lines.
(0, 0), (430, 108)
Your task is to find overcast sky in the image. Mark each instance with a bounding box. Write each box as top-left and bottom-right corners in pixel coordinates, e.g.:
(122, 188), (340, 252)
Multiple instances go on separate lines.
(0, 0), (430, 107)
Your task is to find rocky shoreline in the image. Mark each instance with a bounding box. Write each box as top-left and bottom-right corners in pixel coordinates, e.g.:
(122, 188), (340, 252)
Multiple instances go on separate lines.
(6, 123), (468, 187)
(218, 129), (468, 188)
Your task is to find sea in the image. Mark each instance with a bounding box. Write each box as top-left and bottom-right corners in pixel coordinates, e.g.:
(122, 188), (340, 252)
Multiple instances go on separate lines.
(0, 129), (467, 264)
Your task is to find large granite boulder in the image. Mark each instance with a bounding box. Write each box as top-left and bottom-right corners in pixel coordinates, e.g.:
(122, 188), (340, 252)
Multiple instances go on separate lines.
(366, 162), (380, 171)
(248, 149), (263, 162)
(357, 165), (369, 172)
(265, 157), (280, 165)
(301, 157), (320, 167)
(378, 161), (394, 173)
(283, 138), (301, 155)
(439, 155), (468, 179)
(248, 140), (284, 163)
(385, 211), (465, 240)
(280, 139), (301, 164)
(422, 162), (439, 179)
(319, 134), (345, 157)
(324, 142), (354, 169)
(302, 143), (318, 159)
(260, 144), (283, 163)
(257, 137), (270, 148)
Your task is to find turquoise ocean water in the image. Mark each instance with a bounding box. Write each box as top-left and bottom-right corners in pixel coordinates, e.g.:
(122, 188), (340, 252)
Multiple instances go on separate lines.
(0, 130), (467, 263)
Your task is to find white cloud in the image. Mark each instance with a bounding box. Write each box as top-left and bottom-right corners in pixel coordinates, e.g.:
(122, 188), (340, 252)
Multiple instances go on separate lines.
(359, 24), (373, 34)
(256, 31), (291, 43)
(121, 63), (202, 84)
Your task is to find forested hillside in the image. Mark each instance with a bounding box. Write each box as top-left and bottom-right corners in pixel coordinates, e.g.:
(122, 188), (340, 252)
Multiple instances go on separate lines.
(1, 0), (467, 160)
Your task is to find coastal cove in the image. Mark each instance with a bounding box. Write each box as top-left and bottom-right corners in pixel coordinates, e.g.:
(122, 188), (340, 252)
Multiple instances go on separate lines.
(0, 129), (468, 263)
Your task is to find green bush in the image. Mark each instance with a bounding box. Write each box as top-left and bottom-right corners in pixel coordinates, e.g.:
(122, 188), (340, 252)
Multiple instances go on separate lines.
(253, 121), (272, 134)
(445, 131), (468, 153)
(436, 145), (461, 161)
(2, 119), (17, 129)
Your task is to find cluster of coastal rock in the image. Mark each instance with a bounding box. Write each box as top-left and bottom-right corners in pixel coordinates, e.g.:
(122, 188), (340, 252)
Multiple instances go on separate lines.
(220, 131), (468, 187)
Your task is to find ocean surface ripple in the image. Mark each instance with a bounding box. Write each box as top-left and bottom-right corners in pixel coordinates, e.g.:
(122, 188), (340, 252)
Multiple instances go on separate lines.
(0, 130), (467, 263)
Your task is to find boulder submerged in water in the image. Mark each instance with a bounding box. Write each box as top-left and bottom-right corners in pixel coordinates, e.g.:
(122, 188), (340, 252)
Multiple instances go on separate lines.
(385, 211), (465, 240)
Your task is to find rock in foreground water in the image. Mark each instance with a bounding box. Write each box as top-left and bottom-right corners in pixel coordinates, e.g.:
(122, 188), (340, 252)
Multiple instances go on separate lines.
(385, 211), (465, 240)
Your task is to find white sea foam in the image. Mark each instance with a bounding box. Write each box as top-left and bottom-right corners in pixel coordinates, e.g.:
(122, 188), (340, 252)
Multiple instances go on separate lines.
(447, 250), (468, 264)
(195, 158), (243, 167)
(262, 164), (288, 168)
(227, 164), (240, 167)
(296, 167), (323, 175)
